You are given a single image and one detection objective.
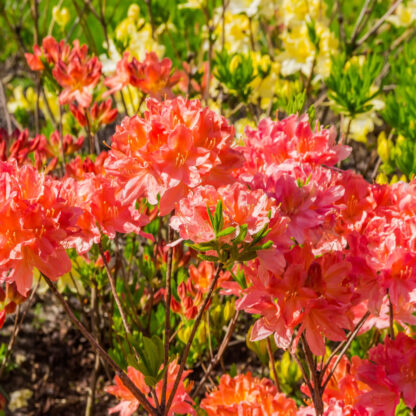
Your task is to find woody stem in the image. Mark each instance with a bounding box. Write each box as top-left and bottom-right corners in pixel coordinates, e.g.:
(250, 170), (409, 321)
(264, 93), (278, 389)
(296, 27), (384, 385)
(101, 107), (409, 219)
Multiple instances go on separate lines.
(42, 273), (157, 416)
(165, 263), (223, 414)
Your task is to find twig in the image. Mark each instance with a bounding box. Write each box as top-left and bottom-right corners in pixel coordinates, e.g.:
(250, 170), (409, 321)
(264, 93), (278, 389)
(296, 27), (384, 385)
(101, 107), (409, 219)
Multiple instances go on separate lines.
(85, 352), (100, 416)
(145, 0), (156, 39)
(0, 307), (20, 379)
(98, 242), (133, 341)
(289, 348), (314, 394)
(165, 263), (223, 414)
(192, 310), (240, 398)
(160, 228), (174, 412)
(0, 79), (12, 135)
(336, 0), (345, 44)
(322, 311), (370, 390)
(0, 280), (39, 378)
(350, 0), (373, 46)
(388, 291), (395, 340)
(266, 337), (281, 392)
(301, 335), (324, 416)
(84, 109), (95, 155)
(42, 274), (157, 415)
(355, 0), (403, 48)
(58, 104), (66, 175)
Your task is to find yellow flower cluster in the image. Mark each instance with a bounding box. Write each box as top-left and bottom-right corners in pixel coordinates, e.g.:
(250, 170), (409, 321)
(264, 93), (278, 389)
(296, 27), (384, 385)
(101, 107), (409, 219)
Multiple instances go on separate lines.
(276, 0), (338, 78)
(115, 4), (164, 60)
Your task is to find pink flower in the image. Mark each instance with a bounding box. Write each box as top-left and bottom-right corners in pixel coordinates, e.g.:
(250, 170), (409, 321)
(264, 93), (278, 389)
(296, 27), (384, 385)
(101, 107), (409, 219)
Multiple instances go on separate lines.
(238, 246), (354, 355)
(105, 97), (243, 215)
(106, 359), (195, 416)
(357, 333), (416, 414)
(0, 161), (81, 295)
(170, 182), (273, 244)
(104, 52), (182, 99)
(201, 372), (298, 415)
(53, 40), (102, 107)
(241, 114), (350, 182)
(104, 52), (133, 96)
(62, 174), (148, 253)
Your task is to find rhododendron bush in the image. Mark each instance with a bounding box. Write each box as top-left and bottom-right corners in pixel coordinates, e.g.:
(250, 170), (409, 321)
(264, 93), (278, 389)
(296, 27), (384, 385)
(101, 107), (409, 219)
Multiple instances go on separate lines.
(2, 1), (416, 415)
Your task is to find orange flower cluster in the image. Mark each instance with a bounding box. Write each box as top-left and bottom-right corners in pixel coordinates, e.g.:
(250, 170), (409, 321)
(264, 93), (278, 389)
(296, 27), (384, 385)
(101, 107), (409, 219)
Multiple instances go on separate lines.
(104, 51), (183, 99)
(106, 359), (195, 416)
(201, 372), (297, 416)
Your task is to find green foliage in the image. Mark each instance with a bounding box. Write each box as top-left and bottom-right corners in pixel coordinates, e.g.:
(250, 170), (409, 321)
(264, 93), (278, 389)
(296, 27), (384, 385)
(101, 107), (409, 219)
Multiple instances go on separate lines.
(0, 343), (17, 375)
(275, 351), (302, 397)
(214, 50), (256, 101)
(349, 328), (378, 359)
(326, 53), (383, 117)
(395, 400), (412, 416)
(383, 38), (416, 177)
(128, 335), (166, 387)
(306, 18), (321, 53)
(277, 91), (306, 115)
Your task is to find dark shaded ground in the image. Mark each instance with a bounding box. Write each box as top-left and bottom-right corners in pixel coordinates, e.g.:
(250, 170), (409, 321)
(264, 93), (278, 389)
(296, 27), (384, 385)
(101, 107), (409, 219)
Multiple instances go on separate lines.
(0, 294), (254, 416)
(0, 298), (113, 416)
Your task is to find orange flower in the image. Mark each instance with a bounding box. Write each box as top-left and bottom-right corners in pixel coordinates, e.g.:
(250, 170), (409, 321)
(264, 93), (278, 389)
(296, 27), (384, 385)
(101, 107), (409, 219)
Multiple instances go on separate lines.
(106, 359), (195, 416)
(105, 97), (242, 215)
(104, 52), (183, 99)
(0, 161), (81, 295)
(71, 99), (117, 128)
(129, 52), (182, 99)
(52, 40), (101, 107)
(25, 36), (72, 71)
(201, 372), (297, 415)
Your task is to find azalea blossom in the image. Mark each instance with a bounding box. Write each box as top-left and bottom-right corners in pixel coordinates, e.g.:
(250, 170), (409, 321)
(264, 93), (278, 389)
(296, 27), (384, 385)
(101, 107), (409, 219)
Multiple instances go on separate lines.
(238, 245), (354, 356)
(52, 40), (102, 107)
(105, 97), (243, 215)
(170, 182), (273, 244)
(104, 51), (182, 99)
(357, 333), (416, 415)
(0, 161), (81, 295)
(25, 36), (71, 71)
(62, 174), (148, 253)
(201, 372), (297, 415)
(106, 359), (195, 416)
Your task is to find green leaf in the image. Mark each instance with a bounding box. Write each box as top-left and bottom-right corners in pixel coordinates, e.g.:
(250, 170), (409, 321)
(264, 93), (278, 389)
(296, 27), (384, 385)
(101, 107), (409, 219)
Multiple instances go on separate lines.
(216, 226), (236, 238)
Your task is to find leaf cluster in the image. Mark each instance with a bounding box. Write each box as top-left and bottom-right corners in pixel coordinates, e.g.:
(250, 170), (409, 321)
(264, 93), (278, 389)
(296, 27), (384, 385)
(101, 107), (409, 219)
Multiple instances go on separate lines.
(326, 53), (383, 117)
(187, 201), (272, 266)
(214, 50), (256, 101)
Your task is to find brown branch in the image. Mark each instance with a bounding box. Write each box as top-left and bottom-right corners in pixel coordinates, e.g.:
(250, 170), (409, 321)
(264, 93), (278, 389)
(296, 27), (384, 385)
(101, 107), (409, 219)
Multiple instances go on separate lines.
(355, 0), (403, 48)
(42, 274), (157, 415)
(192, 310), (240, 398)
(301, 335), (324, 416)
(267, 337), (281, 392)
(160, 227), (175, 411)
(165, 263), (223, 414)
(0, 280), (39, 378)
(98, 242), (133, 341)
(349, 0), (373, 46)
(322, 311), (370, 391)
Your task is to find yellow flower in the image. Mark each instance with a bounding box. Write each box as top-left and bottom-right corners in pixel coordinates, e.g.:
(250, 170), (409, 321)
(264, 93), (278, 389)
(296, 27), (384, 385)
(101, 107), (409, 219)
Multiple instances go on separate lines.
(128, 23), (165, 60)
(216, 12), (253, 54)
(377, 131), (391, 163)
(388, 2), (416, 27)
(278, 0), (327, 26)
(7, 85), (34, 113)
(376, 172), (389, 185)
(52, 6), (70, 28)
(248, 52), (282, 109)
(127, 4), (141, 20)
(278, 21), (337, 78)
